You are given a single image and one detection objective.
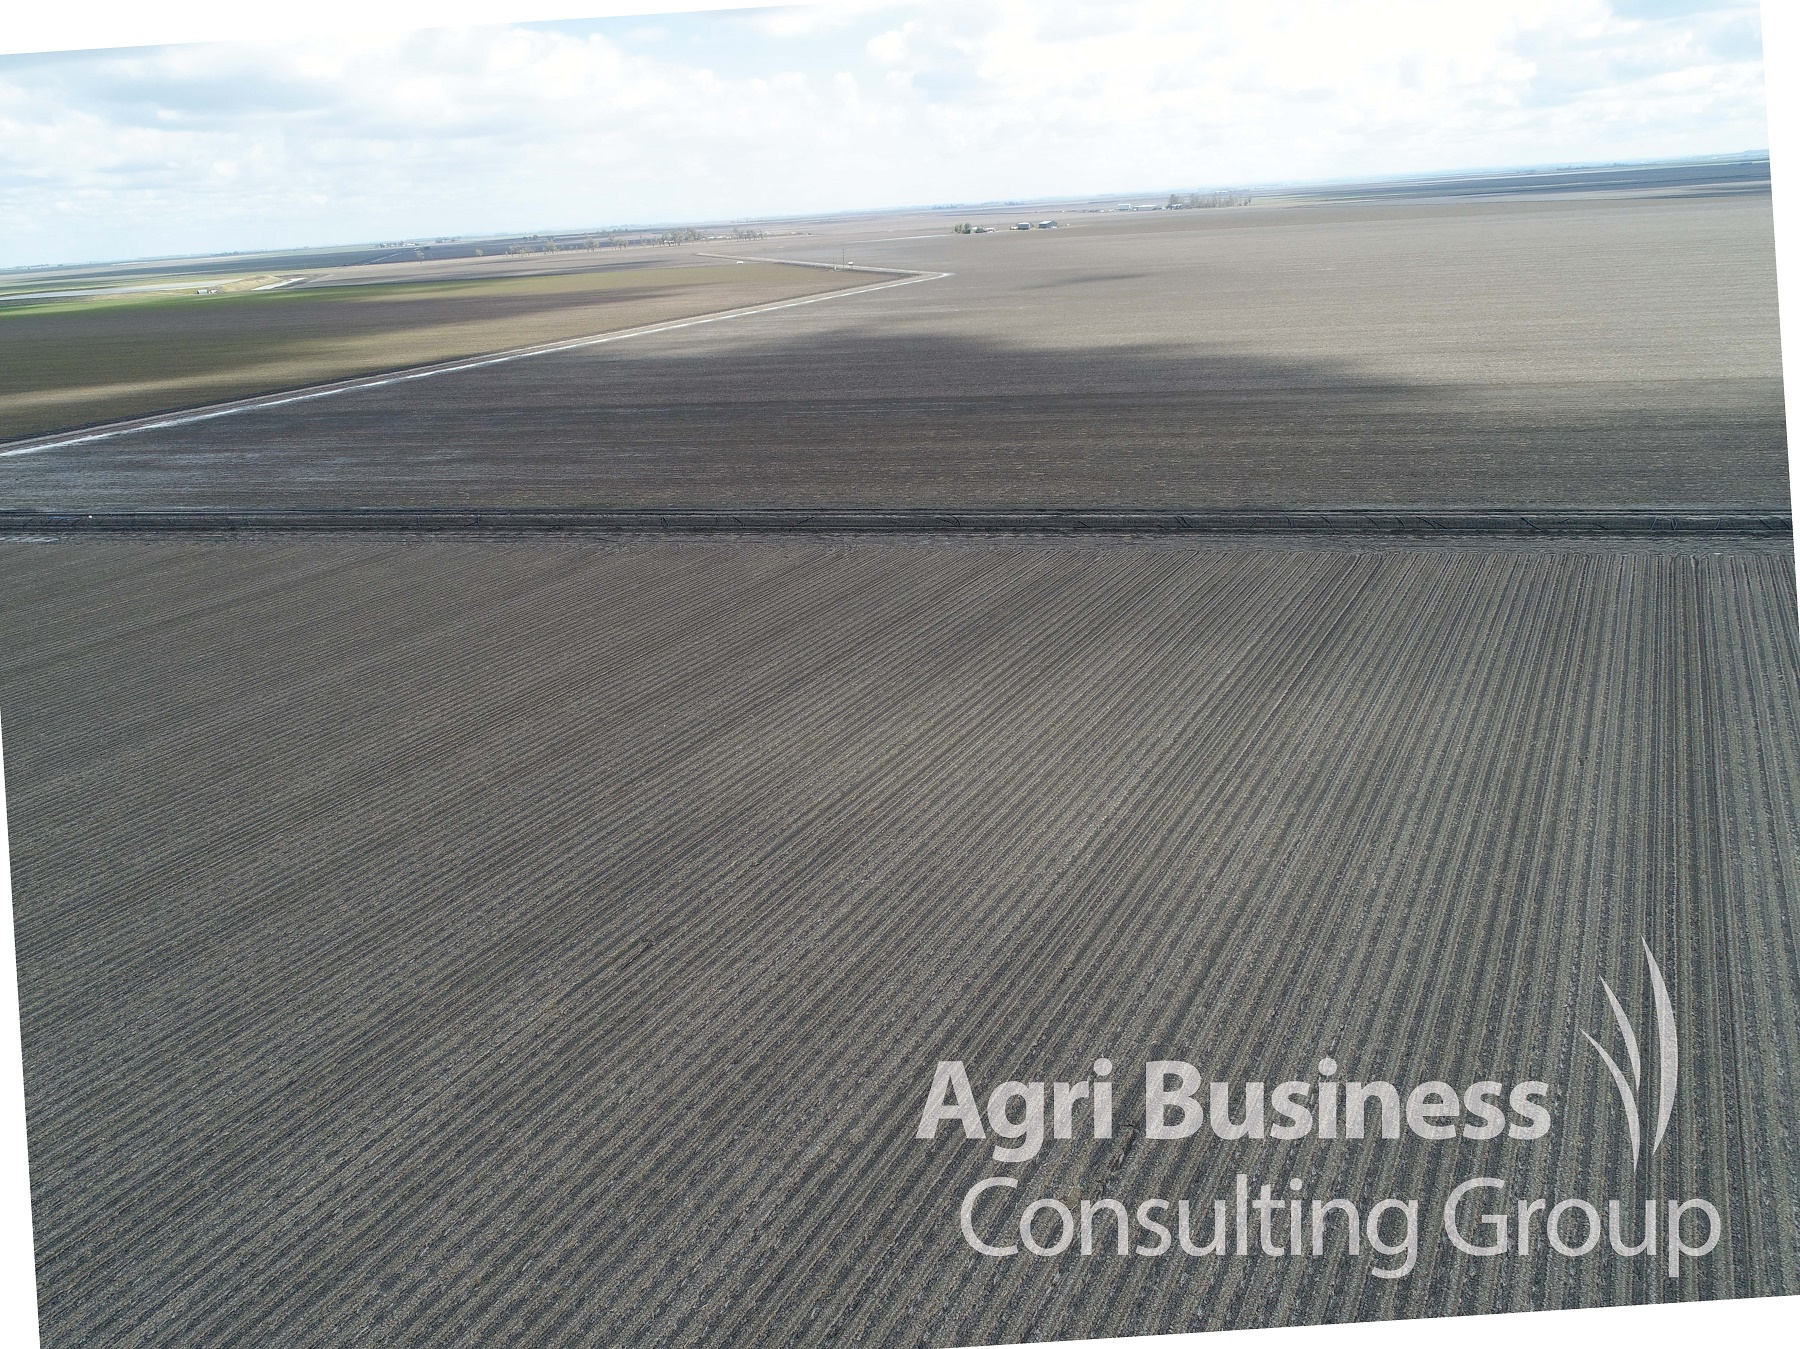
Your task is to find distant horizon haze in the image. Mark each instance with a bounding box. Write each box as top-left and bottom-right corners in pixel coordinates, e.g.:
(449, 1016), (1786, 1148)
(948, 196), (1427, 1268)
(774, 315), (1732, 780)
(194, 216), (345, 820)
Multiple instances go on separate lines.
(0, 150), (1775, 276)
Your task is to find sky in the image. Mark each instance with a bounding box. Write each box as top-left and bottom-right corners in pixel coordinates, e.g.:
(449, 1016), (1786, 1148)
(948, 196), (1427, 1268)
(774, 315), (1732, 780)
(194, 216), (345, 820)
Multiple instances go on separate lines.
(0, 0), (1771, 269)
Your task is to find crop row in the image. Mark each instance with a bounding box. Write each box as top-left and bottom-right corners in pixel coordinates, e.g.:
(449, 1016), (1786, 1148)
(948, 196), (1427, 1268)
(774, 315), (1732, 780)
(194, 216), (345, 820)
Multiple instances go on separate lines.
(0, 537), (1795, 1344)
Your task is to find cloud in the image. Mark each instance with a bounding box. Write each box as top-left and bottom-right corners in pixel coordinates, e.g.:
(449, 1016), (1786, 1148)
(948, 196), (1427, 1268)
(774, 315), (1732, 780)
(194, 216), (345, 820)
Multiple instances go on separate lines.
(0, 0), (1770, 267)
(1608, 0), (1751, 18)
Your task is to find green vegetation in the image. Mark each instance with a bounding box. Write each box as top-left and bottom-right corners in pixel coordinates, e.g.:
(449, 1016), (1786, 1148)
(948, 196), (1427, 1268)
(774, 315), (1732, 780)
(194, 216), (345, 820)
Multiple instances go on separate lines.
(0, 273), (296, 319)
(0, 260), (862, 441)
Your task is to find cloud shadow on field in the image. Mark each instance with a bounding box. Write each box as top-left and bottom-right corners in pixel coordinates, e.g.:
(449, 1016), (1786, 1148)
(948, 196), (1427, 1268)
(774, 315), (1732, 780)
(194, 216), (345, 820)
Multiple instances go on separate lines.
(0, 323), (1787, 513)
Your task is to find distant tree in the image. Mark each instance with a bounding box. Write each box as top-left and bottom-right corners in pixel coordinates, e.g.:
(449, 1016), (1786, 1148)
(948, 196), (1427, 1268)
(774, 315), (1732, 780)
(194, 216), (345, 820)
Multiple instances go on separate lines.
(1169, 190), (1252, 210)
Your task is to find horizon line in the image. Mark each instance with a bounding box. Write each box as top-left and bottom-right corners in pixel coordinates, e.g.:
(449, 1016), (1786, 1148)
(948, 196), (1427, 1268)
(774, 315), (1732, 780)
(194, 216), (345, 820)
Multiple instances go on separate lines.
(1, 149), (1772, 276)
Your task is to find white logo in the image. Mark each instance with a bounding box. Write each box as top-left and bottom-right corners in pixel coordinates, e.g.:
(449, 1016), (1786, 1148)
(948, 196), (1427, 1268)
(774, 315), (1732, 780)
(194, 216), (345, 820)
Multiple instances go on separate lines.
(923, 943), (1722, 1276)
(1582, 940), (1678, 1168)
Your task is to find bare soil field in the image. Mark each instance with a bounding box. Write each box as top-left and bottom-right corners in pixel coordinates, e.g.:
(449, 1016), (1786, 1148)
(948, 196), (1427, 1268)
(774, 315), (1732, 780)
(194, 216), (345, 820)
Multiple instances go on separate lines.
(3, 536), (1797, 1346)
(0, 258), (865, 441)
(4, 163), (1793, 1345)
(0, 188), (1781, 511)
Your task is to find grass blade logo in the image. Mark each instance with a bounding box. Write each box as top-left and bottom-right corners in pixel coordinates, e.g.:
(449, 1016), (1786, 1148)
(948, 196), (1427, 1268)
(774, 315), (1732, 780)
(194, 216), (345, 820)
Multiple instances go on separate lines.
(926, 944), (1723, 1275)
(1582, 940), (1678, 1168)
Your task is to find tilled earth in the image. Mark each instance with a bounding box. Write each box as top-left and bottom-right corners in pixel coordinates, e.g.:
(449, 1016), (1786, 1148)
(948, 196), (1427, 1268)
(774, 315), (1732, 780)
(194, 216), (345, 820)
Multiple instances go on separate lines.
(0, 190), (1784, 512)
(3, 535), (1797, 1346)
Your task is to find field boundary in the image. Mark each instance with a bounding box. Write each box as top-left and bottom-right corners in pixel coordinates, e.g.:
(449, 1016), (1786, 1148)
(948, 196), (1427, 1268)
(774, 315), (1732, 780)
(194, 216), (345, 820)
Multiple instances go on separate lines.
(0, 265), (950, 459)
(1, 507), (1787, 538)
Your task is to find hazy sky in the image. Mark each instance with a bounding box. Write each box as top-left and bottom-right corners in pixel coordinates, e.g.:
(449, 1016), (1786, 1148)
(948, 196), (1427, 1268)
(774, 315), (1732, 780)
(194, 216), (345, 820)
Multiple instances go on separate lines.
(0, 0), (1769, 268)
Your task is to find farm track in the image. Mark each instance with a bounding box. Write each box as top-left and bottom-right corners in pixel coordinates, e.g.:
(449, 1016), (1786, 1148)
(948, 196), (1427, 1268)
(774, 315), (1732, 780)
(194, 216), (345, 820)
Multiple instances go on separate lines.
(3, 536), (1797, 1345)
(0, 259), (894, 446)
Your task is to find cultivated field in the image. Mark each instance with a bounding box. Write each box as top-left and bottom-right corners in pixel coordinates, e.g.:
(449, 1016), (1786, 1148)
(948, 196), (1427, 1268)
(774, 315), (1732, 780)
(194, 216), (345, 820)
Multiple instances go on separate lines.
(0, 185), (1782, 511)
(3, 535), (1797, 1346)
(0, 258), (865, 442)
(4, 162), (1795, 1345)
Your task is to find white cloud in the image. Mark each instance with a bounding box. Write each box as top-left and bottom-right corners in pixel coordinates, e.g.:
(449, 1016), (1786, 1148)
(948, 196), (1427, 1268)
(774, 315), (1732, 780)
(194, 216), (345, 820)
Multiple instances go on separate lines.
(0, 0), (1769, 267)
